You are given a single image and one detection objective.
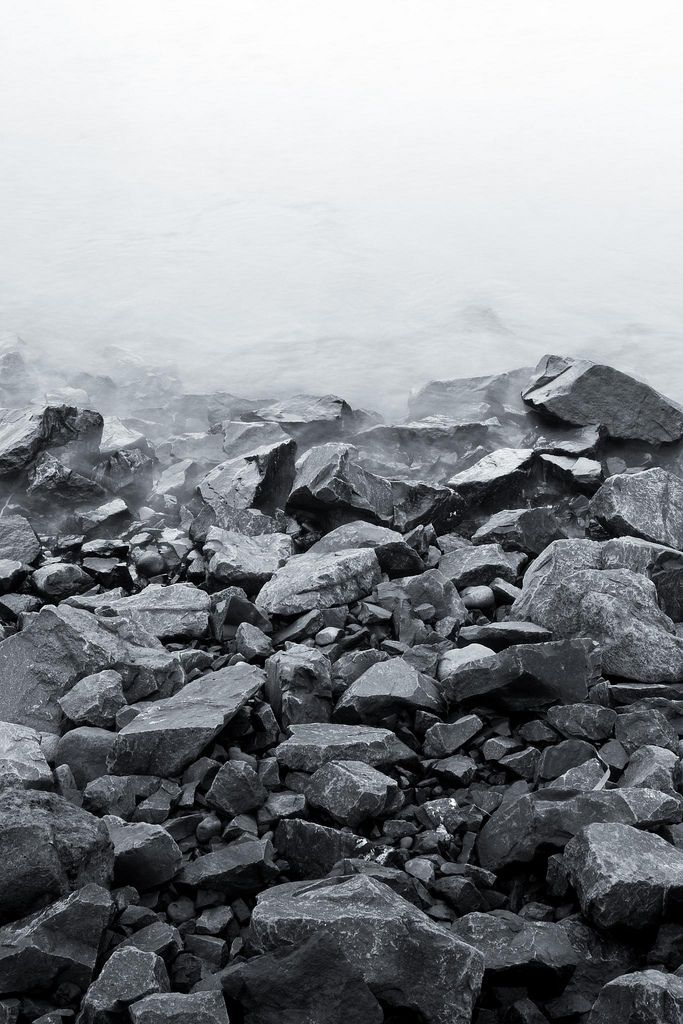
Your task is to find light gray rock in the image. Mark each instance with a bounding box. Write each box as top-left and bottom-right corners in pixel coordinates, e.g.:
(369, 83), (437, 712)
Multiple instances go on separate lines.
(77, 947), (169, 1024)
(265, 644), (333, 728)
(308, 520), (424, 577)
(439, 543), (516, 587)
(129, 992), (230, 1024)
(196, 439), (297, 526)
(472, 506), (566, 555)
(107, 583), (210, 640)
(0, 515), (40, 564)
(0, 405), (103, 476)
(0, 722), (52, 789)
(591, 468), (683, 550)
(204, 527), (294, 590)
(452, 910), (580, 976)
(256, 548), (382, 616)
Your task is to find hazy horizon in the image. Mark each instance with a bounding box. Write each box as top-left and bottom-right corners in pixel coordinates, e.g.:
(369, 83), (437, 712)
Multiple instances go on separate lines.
(2, 1), (683, 415)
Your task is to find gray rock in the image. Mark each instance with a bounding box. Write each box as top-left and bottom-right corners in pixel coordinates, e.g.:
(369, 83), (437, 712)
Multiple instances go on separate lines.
(27, 452), (106, 505)
(130, 992), (230, 1024)
(0, 722), (52, 789)
(265, 644), (333, 728)
(177, 835), (278, 896)
(204, 527), (294, 591)
(452, 910), (580, 976)
(591, 468), (683, 550)
(564, 822), (683, 931)
(107, 583), (210, 640)
(375, 568), (467, 628)
(615, 708), (679, 753)
(196, 439), (296, 526)
(32, 561), (93, 599)
(588, 969), (683, 1024)
(248, 393), (356, 447)
(308, 520), (424, 577)
(55, 726), (116, 788)
(0, 789), (113, 924)
(288, 443), (393, 526)
(274, 819), (371, 878)
(235, 622), (273, 660)
(0, 515), (40, 564)
(105, 818), (182, 888)
(77, 947), (169, 1024)
(408, 367), (532, 426)
(275, 723), (414, 772)
(207, 760), (267, 816)
(250, 874), (484, 1024)
(472, 506), (566, 555)
(334, 657), (443, 723)
(447, 448), (535, 504)
(439, 543), (516, 587)
(305, 759), (403, 826)
(74, 497), (132, 537)
(458, 620), (552, 648)
(0, 604), (182, 733)
(478, 788), (682, 870)
(547, 703), (616, 742)
(0, 884), (112, 995)
(256, 548), (381, 616)
(619, 745), (679, 794)
(0, 405), (103, 476)
(423, 715), (484, 757)
(442, 639), (600, 710)
(522, 354), (683, 442)
(58, 670), (126, 728)
(108, 663), (264, 776)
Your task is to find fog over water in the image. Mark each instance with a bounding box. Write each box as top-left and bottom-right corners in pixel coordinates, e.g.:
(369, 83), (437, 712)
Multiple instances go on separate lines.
(2, 1), (683, 416)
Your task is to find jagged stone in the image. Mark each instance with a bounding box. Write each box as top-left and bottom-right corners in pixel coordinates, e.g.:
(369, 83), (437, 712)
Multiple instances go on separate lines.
(472, 506), (565, 555)
(77, 947), (169, 1024)
(274, 819), (371, 877)
(265, 645), (333, 728)
(308, 521), (424, 577)
(591, 468), (683, 550)
(0, 405), (103, 476)
(452, 910), (580, 977)
(305, 759), (403, 826)
(618, 745), (679, 794)
(108, 663), (264, 776)
(105, 817), (182, 888)
(204, 527), (294, 591)
(334, 657), (443, 723)
(588, 969), (683, 1024)
(196, 439), (296, 527)
(58, 670), (127, 728)
(0, 515), (40, 564)
(250, 874), (484, 1024)
(458, 621), (552, 648)
(106, 583), (210, 640)
(287, 443), (393, 526)
(207, 760), (267, 816)
(177, 835), (278, 896)
(423, 715), (484, 757)
(275, 723), (414, 772)
(439, 543), (516, 587)
(547, 703), (616, 742)
(0, 721), (52, 789)
(256, 548), (381, 616)
(129, 991), (230, 1024)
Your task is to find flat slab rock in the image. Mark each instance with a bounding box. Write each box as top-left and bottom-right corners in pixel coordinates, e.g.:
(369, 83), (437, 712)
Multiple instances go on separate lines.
(105, 583), (211, 640)
(452, 910), (580, 975)
(256, 547), (382, 616)
(274, 722), (414, 772)
(108, 662), (264, 776)
(250, 874), (484, 1024)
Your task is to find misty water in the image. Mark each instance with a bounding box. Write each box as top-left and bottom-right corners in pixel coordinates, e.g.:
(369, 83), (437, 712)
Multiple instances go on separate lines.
(2, 1), (683, 417)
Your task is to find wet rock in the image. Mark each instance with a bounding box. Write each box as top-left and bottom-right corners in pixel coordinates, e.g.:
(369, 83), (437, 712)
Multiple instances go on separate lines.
(452, 910), (580, 977)
(275, 723), (414, 772)
(58, 670), (126, 728)
(0, 515), (40, 564)
(247, 393), (357, 447)
(305, 759), (403, 826)
(564, 822), (683, 931)
(308, 520), (424, 577)
(27, 452), (106, 506)
(0, 884), (112, 995)
(588, 969), (683, 1024)
(375, 568), (467, 629)
(129, 991), (230, 1024)
(390, 479), (454, 532)
(265, 645), (333, 728)
(105, 818), (182, 888)
(409, 367), (532, 427)
(250, 874), (484, 1024)
(256, 548), (381, 616)
(442, 639), (600, 710)
(177, 834), (278, 896)
(235, 622), (273, 660)
(196, 439), (296, 527)
(522, 354), (683, 443)
(218, 932), (382, 1024)
(107, 584), (210, 640)
(478, 788), (681, 870)
(287, 443), (393, 526)
(204, 527), (294, 591)
(447, 448), (535, 506)
(472, 506), (566, 555)
(0, 721), (52, 789)
(75, 497), (132, 537)
(591, 468), (683, 550)
(0, 789), (113, 924)
(77, 947), (169, 1024)
(0, 560), (27, 594)
(108, 663), (264, 776)
(0, 405), (103, 476)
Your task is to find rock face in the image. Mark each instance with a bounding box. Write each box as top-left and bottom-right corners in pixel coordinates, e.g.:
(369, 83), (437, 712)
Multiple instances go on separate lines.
(250, 875), (484, 1024)
(563, 823), (683, 931)
(590, 468), (683, 550)
(107, 583), (211, 640)
(275, 723), (414, 772)
(307, 520), (424, 577)
(522, 353), (683, 442)
(256, 548), (382, 616)
(196, 439), (296, 526)
(0, 514), (40, 563)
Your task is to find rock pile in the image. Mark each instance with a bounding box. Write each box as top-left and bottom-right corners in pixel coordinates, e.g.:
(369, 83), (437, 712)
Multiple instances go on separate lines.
(0, 341), (682, 1022)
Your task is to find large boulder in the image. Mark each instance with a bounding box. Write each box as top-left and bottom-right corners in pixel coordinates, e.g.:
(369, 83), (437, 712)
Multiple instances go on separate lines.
(250, 874), (484, 1024)
(408, 367), (532, 429)
(196, 439), (296, 526)
(522, 354), (683, 443)
(512, 539), (683, 682)
(564, 822), (683, 932)
(108, 662), (264, 776)
(287, 443), (393, 526)
(477, 788), (681, 871)
(256, 548), (381, 616)
(0, 721), (52, 789)
(0, 605), (183, 733)
(0, 789), (113, 924)
(590, 468), (683, 550)
(472, 506), (566, 555)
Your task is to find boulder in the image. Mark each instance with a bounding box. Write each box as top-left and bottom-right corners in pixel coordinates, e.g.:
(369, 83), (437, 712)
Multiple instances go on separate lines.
(334, 657), (444, 723)
(588, 970), (683, 1024)
(0, 515), (40, 564)
(106, 584), (210, 640)
(472, 506), (566, 555)
(77, 947), (169, 1024)
(452, 910), (580, 977)
(204, 527), (294, 591)
(287, 443), (393, 526)
(250, 874), (484, 1024)
(274, 723), (414, 772)
(0, 405), (103, 476)
(265, 645), (333, 728)
(196, 439), (296, 526)
(522, 354), (683, 443)
(177, 835), (278, 896)
(591, 468), (683, 550)
(105, 818), (182, 888)
(305, 759), (403, 826)
(256, 548), (381, 616)
(129, 992), (230, 1024)
(0, 721), (52, 789)
(32, 561), (92, 600)
(307, 521), (424, 577)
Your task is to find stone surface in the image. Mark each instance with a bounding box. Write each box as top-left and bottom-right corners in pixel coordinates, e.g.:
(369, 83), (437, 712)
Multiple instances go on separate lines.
(0, 721), (52, 789)
(305, 759), (403, 826)
(335, 657), (444, 723)
(587, 970), (683, 1024)
(256, 548), (382, 616)
(107, 583), (211, 640)
(0, 515), (40, 564)
(288, 443), (394, 526)
(204, 526), (294, 590)
(129, 991), (230, 1024)
(275, 722), (414, 772)
(591, 468), (683, 550)
(308, 520), (424, 576)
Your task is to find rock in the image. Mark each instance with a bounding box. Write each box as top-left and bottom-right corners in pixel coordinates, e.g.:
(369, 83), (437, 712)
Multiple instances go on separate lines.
(275, 723), (414, 772)
(587, 969), (683, 1024)
(478, 788), (681, 870)
(105, 818), (182, 888)
(177, 834), (278, 896)
(235, 622), (273, 660)
(55, 726), (116, 787)
(564, 822), (683, 931)
(0, 604), (182, 733)
(512, 539), (683, 682)
(460, 585), (495, 609)
(334, 657), (444, 723)
(107, 584), (210, 640)
(447, 449), (535, 505)
(452, 910), (580, 977)
(0, 405), (103, 476)
(248, 393), (358, 447)
(537, 738), (598, 780)
(441, 639), (601, 710)
(472, 507), (566, 555)
(108, 663), (264, 776)
(207, 760), (267, 816)
(203, 527), (294, 591)
(256, 548), (381, 616)
(458, 621), (552, 648)
(0, 561), (26, 594)
(437, 644), (494, 681)
(77, 947), (169, 1024)
(27, 452), (106, 505)
(619, 746), (679, 794)
(439, 543), (516, 587)
(58, 670), (127, 728)
(250, 874), (484, 1024)
(591, 468), (683, 550)
(615, 708), (679, 753)
(274, 819), (370, 878)
(0, 515), (40, 564)
(0, 884), (112, 995)
(265, 645), (333, 728)
(423, 715), (484, 757)
(0, 789), (113, 924)
(375, 568), (467, 629)
(390, 479), (454, 532)
(287, 443), (393, 526)
(408, 367), (532, 427)
(74, 498), (132, 537)
(0, 721), (52, 789)
(521, 354), (683, 443)
(196, 439), (296, 526)
(218, 932), (382, 1024)
(129, 991), (230, 1024)
(307, 521), (424, 577)
(32, 561), (93, 599)
(547, 703), (616, 742)
(305, 759), (403, 826)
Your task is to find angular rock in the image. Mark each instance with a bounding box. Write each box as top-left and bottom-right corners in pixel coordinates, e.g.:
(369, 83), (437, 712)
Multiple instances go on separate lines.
(452, 910), (580, 977)
(438, 543), (516, 587)
(423, 715), (483, 757)
(0, 721), (52, 789)
(587, 969), (683, 1024)
(207, 760), (267, 817)
(274, 819), (370, 878)
(308, 521), (424, 577)
(129, 992), (230, 1024)
(547, 703), (616, 742)
(107, 583), (210, 640)
(250, 874), (484, 1024)
(472, 506), (565, 555)
(0, 515), (40, 564)
(58, 670), (126, 728)
(275, 723), (414, 772)
(334, 657), (443, 723)
(256, 548), (381, 616)
(177, 835), (278, 896)
(32, 561), (92, 599)
(0, 405), (103, 476)
(196, 439), (296, 526)
(287, 443), (393, 526)
(77, 947), (169, 1024)
(305, 759), (403, 826)
(108, 663), (264, 776)
(106, 818), (182, 888)
(265, 644), (333, 728)
(204, 527), (294, 591)
(619, 746), (679, 794)
(591, 468), (683, 550)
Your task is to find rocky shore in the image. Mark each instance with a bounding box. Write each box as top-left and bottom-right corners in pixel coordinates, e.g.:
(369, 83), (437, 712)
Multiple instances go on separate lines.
(1, 340), (683, 1022)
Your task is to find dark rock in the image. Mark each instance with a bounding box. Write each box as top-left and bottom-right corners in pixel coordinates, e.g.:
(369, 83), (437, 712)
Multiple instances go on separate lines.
(287, 443), (393, 526)
(472, 507), (566, 555)
(77, 947), (169, 1024)
(274, 819), (370, 877)
(591, 468), (683, 550)
(0, 722), (52, 789)
(58, 670), (126, 728)
(32, 561), (92, 599)
(0, 405), (103, 476)
(0, 515), (40, 564)
(547, 703), (616, 742)
(129, 991), (230, 1024)
(265, 645), (333, 728)
(307, 520), (424, 577)
(207, 760), (267, 816)
(177, 835), (278, 896)
(439, 543), (516, 587)
(423, 715), (484, 757)
(55, 726), (117, 787)
(204, 527), (294, 590)
(106, 584), (210, 641)
(588, 970), (683, 1024)
(305, 759), (402, 826)
(615, 708), (679, 754)
(452, 910), (580, 977)
(458, 621), (552, 648)
(275, 723), (414, 772)
(334, 657), (443, 723)
(256, 549), (381, 616)
(105, 818), (182, 888)
(196, 439), (296, 526)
